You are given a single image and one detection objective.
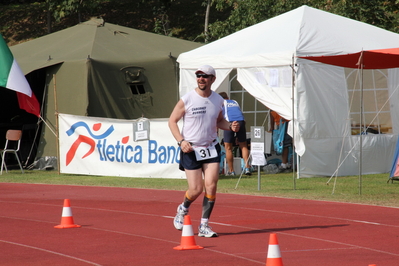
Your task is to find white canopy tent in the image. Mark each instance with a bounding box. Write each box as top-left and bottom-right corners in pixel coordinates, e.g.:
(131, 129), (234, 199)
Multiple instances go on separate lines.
(177, 5), (399, 177)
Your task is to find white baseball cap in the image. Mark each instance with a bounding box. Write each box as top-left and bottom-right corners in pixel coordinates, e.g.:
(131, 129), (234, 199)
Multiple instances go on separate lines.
(195, 65), (216, 77)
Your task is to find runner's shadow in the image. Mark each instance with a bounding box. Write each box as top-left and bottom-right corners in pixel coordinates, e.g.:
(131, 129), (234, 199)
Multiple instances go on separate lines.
(218, 224), (349, 236)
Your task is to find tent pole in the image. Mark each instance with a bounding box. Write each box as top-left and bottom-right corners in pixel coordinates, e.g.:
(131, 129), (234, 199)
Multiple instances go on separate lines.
(291, 55), (296, 189)
(24, 83), (47, 168)
(53, 74), (60, 174)
(359, 52), (364, 195)
(175, 61), (180, 101)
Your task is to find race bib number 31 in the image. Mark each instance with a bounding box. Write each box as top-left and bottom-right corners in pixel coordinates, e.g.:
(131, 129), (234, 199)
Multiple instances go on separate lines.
(193, 143), (218, 161)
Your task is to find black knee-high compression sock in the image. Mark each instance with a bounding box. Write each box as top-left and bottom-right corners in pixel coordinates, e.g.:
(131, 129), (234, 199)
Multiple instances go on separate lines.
(202, 194), (216, 219)
(183, 191), (194, 209)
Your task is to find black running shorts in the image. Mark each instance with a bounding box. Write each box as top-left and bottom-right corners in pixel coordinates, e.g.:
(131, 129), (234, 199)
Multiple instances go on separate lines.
(179, 143), (221, 171)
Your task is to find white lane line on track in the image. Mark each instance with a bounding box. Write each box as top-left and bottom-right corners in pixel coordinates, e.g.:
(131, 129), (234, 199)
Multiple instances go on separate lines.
(206, 221), (399, 257)
(83, 227), (265, 265)
(174, 218), (399, 258)
(351, 220), (381, 225)
(221, 205), (396, 228)
(3, 214), (398, 258)
(2, 202), (399, 261)
(279, 232), (399, 257)
(0, 200), (394, 227)
(0, 240), (102, 266)
(93, 216), (399, 258)
(3, 214), (396, 264)
(0, 215), (265, 265)
(4, 200), (391, 229)
(283, 247), (360, 253)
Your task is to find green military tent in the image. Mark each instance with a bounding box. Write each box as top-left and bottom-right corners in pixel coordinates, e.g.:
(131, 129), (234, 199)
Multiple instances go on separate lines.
(1, 18), (202, 166)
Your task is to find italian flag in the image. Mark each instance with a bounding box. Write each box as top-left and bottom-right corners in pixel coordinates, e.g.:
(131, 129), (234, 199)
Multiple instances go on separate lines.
(0, 34), (40, 117)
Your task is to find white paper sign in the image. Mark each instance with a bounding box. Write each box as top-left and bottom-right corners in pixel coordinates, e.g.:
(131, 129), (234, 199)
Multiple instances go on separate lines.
(251, 153), (266, 166)
(135, 130), (148, 141)
(251, 142), (266, 166)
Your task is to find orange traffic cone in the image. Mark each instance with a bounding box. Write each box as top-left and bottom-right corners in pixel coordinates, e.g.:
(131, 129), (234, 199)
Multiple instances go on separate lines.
(266, 233), (283, 266)
(54, 199), (81, 229)
(173, 215), (203, 250)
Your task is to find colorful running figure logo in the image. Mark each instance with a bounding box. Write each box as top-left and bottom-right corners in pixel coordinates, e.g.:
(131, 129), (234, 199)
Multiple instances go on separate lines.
(65, 121), (115, 166)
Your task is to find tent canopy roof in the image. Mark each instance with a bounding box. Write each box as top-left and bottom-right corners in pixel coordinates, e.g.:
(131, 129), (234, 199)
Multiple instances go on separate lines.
(178, 5), (399, 69)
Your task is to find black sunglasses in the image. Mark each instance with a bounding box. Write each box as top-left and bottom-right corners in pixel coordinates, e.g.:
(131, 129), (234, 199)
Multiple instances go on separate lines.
(196, 73), (213, 78)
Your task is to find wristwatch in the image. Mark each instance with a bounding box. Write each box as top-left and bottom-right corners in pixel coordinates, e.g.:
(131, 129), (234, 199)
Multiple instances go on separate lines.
(178, 139), (184, 146)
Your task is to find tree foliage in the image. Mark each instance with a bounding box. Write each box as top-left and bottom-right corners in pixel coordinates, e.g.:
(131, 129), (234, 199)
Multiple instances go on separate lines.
(326, 0), (399, 33)
(207, 0), (399, 41)
(144, 0), (175, 36)
(42, 0), (103, 33)
(2, 0), (399, 44)
(50, 0), (102, 22)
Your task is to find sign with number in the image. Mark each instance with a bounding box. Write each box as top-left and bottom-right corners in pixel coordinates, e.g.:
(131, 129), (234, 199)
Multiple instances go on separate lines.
(254, 128), (261, 138)
(137, 122), (144, 131)
(193, 143), (218, 161)
(133, 119), (150, 141)
(251, 126), (264, 142)
(250, 126), (266, 166)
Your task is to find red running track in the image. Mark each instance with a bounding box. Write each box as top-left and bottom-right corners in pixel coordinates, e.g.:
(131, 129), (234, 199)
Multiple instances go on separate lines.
(0, 183), (398, 266)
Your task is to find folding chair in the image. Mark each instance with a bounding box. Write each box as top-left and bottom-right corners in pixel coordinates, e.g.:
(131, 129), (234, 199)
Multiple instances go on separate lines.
(0, 129), (24, 174)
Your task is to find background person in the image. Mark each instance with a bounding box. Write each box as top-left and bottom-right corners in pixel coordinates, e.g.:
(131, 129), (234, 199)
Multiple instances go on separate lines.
(269, 109), (292, 172)
(219, 92), (251, 176)
(168, 65), (239, 238)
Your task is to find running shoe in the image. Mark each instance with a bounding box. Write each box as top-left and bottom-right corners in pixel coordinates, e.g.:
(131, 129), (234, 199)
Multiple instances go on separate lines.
(244, 168), (251, 175)
(226, 171), (236, 176)
(198, 223), (218, 237)
(278, 165), (292, 173)
(173, 204), (188, 230)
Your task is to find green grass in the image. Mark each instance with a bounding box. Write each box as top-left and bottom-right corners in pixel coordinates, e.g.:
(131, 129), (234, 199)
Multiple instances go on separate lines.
(2, 170), (399, 207)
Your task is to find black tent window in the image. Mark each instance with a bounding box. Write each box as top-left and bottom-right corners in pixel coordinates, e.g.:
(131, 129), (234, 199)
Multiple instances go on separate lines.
(130, 84), (146, 95)
(121, 66), (146, 95)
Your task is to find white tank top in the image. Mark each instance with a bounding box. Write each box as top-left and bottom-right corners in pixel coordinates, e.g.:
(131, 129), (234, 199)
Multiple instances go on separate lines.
(181, 90), (223, 146)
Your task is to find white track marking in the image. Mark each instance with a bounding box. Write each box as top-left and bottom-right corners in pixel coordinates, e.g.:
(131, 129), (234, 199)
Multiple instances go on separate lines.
(0, 240), (102, 265)
(221, 205), (399, 228)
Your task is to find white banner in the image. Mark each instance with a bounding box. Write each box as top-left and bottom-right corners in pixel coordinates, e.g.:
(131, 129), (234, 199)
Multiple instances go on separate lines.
(58, 114), (185, 178)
